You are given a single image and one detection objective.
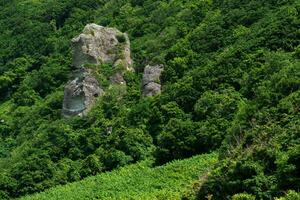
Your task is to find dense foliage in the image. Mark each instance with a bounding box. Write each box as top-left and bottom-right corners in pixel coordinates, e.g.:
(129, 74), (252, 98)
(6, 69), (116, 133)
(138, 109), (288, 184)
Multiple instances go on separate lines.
(20, 153), (217, 200)
(0, 0), (299, 199)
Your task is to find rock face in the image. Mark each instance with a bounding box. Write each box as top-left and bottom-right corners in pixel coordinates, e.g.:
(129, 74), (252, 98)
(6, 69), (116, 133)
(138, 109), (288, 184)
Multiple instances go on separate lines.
(62, 68), (103, 117)
(63, 24), (132, 117)
(109, 72), (126, 85)
(142, 65), (163, 97)
(71, 23), (133, 70)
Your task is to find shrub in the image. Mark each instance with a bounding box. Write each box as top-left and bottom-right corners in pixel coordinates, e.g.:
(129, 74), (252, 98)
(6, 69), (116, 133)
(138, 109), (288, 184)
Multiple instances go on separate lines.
(275, 190), (300, 200)
(232, 193), (255, 200)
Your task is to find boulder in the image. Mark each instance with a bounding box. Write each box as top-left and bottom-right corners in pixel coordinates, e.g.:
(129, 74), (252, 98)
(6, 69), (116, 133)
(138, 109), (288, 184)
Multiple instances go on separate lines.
(142, 65), (163, 97)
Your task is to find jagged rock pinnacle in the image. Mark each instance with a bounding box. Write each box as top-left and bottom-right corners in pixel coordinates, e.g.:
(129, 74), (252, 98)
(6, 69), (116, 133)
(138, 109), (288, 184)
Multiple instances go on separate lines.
(62, 24), (133, 117)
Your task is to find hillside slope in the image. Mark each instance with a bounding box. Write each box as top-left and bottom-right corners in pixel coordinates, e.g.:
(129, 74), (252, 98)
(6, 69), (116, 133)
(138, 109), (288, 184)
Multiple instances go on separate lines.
(0, 0), (299, 199)
(20, 153), (217, 200)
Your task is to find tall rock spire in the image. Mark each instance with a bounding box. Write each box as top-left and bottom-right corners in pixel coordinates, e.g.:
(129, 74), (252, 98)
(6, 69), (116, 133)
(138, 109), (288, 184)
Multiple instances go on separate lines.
(62, 24), (133, 117)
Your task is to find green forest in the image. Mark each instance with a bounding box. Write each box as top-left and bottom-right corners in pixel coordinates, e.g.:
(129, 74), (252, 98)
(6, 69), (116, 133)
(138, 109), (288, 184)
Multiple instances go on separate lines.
(0, 0), (299, 199)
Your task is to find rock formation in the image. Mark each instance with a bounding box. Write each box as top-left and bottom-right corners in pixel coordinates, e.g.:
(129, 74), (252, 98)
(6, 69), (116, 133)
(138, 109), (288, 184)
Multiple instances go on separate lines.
(62, 68), (103, 117)
(71, 23), (133, 70)
(63, 24), (133, 117)
(142, 65), (163, 97)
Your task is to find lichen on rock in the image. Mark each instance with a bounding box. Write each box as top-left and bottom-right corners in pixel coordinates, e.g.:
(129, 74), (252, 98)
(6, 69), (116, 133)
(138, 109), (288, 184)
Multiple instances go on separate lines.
(62, 23), (133, 117)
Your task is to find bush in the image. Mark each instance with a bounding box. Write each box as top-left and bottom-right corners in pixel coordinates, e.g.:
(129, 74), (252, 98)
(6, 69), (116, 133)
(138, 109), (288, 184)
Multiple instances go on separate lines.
(232, 193), (255, 200)
(275, 190), (300, 200)
(116, 33), (126, 43)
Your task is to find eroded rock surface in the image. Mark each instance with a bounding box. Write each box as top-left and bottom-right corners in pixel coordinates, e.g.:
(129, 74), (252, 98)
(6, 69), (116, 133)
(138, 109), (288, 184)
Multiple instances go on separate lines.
(63, 24), (133, 117)
(142, 65), (163, 97)
(62, 68), (103, 117)
(109, 72), (126, 85)
(71, 23), (133, 70)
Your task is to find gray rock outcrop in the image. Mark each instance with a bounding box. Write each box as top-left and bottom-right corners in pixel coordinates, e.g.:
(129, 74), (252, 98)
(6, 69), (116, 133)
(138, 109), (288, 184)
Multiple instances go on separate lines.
(62, 68), (103, 117)
(109, 72), (126, 85)
(63, 24), (133, 117)
(142, 65), (163, 97)
(71, 23), (133, 70)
